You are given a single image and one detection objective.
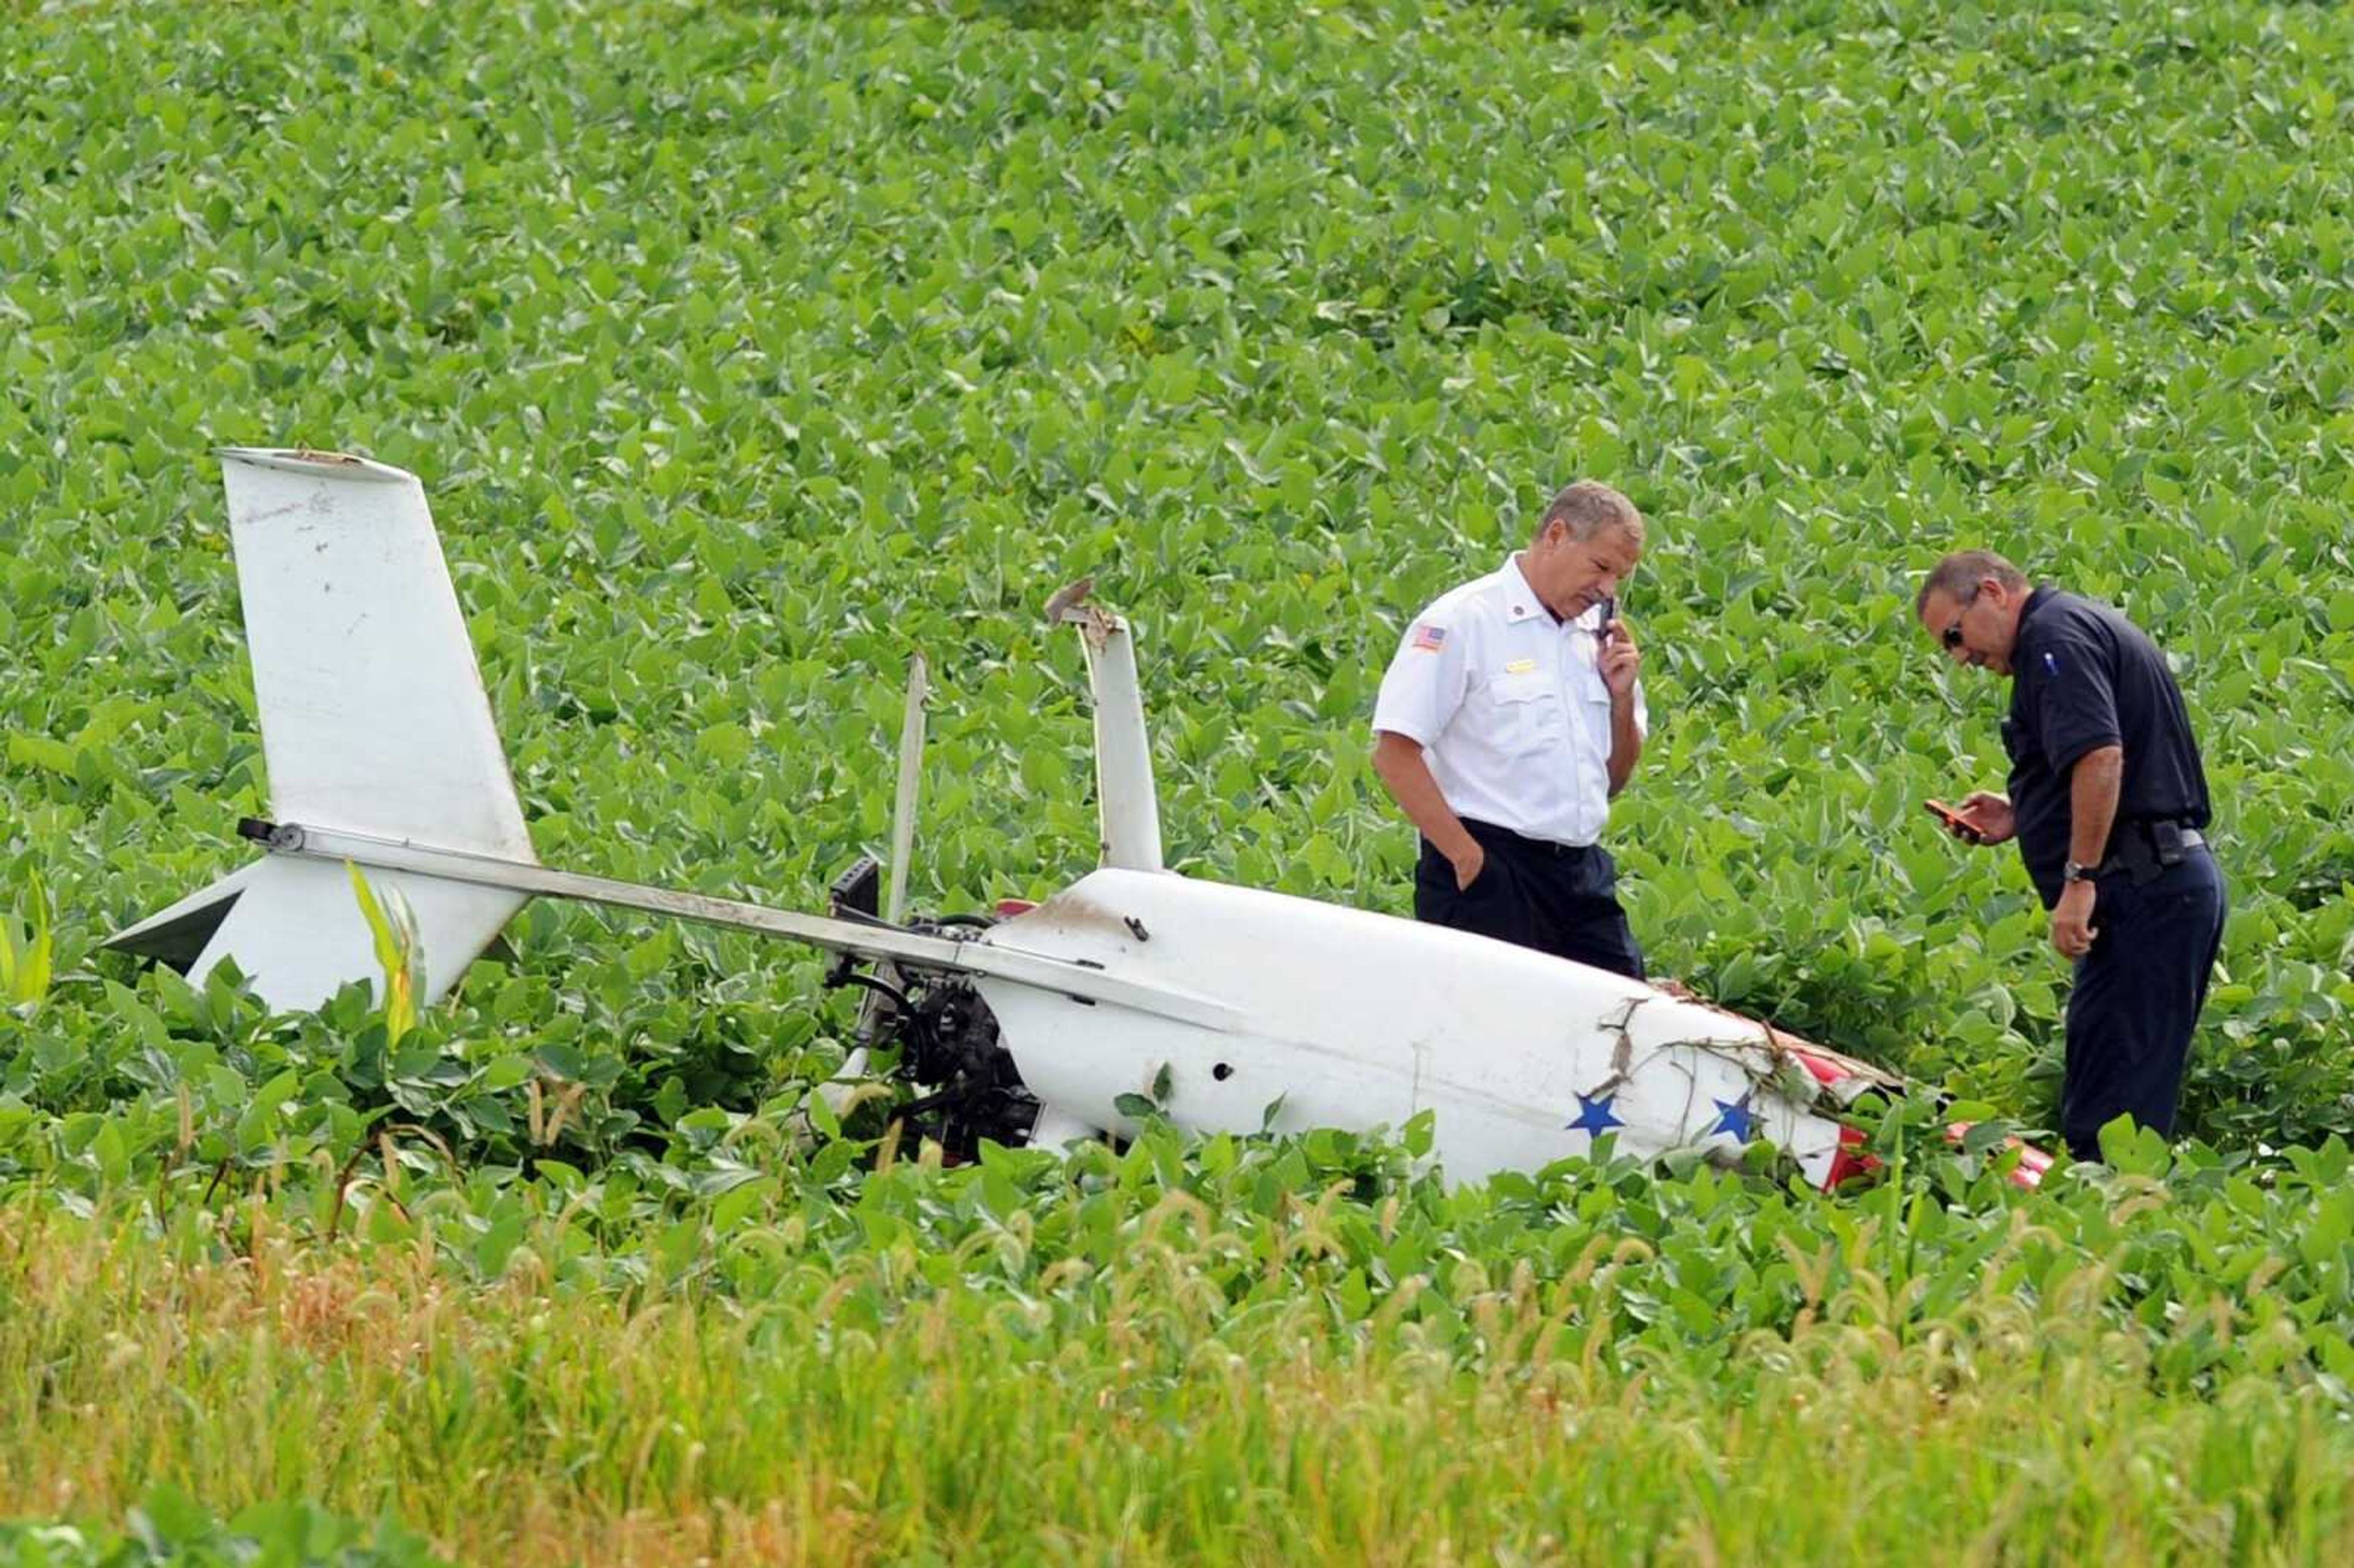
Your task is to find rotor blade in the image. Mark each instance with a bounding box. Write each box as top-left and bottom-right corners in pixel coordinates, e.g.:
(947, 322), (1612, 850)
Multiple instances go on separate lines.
(1046, 581), (1162, 872)
(884, 652), (929, 925)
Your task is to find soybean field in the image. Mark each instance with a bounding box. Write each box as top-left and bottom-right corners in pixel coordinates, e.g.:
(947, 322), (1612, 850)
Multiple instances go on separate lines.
(6, 1), (2354, 1561)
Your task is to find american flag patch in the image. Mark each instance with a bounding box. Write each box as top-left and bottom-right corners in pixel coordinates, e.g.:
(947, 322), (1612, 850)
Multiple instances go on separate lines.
(1411, 623), (1447, 652)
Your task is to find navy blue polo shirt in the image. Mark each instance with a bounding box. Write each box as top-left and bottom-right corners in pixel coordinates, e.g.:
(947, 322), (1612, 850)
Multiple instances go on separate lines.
(2003, 588), (2211, 907)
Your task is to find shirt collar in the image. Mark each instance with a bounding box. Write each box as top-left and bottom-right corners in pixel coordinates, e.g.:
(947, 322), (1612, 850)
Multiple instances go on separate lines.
(1502, 554), (1555, 624)
(2014, 585), (2055, 643)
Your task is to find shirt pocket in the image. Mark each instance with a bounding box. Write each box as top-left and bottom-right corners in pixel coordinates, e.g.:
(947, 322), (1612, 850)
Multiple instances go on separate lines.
(1484, 671), (1565, 753)
(1575, 672), (1615, 756)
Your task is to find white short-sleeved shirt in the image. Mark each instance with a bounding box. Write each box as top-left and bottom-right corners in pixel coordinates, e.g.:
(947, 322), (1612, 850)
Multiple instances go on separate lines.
(1371, 555), (1648, 848)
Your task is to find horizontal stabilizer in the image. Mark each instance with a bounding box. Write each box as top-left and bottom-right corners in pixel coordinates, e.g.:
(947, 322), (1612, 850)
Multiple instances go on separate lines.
(189, 856), (524, 1013)
(103, 862), (267, 971)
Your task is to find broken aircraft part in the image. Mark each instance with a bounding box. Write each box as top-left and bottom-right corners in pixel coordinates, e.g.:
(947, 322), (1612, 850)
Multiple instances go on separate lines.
(105, 449), (2046, 1192)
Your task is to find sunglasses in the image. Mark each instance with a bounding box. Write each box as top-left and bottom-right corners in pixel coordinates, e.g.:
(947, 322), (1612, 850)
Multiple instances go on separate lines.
(1938, 585), (1983, 652)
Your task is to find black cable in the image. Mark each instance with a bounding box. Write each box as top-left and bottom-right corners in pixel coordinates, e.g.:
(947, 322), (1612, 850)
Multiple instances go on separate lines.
(831, 972), (942, 1069)
(834, 972), (912, 1014)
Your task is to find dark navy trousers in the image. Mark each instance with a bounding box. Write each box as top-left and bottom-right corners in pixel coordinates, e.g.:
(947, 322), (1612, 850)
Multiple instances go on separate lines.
(1414, 818), (1645, 981)
(2061, 847), (2228, 1160)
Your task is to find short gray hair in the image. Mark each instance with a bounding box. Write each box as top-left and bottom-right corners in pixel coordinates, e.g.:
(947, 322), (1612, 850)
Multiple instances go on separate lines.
(1537, 480), (1644, 544)
(1916, 550), (2027, 615)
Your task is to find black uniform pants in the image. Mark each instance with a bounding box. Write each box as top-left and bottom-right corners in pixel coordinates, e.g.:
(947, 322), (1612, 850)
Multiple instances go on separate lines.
(2062, 845), (2228, 1160)
(1414, 818), (1645, 980)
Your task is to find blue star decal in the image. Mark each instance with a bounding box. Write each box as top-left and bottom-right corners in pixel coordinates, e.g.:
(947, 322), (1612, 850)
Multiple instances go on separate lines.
(1566, 1091), (1625, 1138)
(1712, 1093), (1757, 1143)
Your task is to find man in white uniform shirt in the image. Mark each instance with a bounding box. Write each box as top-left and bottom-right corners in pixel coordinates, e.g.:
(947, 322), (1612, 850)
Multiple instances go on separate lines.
(1371, 481), (1649, 978)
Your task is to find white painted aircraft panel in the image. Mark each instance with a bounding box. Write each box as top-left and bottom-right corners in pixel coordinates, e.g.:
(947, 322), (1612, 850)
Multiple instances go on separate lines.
(980, 869), (1854, 1186)
(187, 854), (524, 1013)
(219, 449), (533, 863)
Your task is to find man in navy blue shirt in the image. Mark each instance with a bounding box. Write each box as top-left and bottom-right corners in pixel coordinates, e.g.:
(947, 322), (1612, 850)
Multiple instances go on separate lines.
(1916, 550), (2228, 1161)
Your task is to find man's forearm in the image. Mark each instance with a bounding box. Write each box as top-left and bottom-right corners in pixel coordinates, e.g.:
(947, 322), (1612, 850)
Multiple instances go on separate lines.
(1607, 699), (1643, 797)
(1372, 733), (1478, 862)
(2068, 745), (2125, 866)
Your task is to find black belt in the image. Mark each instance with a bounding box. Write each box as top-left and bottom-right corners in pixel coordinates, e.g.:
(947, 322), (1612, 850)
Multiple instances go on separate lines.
(2096, 821), (2206, 884)
(1455, 818), (1597, 859)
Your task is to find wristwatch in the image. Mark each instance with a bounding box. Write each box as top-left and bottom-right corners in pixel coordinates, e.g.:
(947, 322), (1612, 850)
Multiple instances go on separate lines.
(2063, 859), (2097, 885)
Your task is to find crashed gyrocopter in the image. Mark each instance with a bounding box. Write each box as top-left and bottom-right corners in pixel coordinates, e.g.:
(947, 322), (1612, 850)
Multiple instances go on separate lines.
(107, 449), (2049, 1192)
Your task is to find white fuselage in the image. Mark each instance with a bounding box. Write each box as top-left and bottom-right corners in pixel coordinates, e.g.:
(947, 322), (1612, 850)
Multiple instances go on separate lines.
(979, 869), (1856, 1189)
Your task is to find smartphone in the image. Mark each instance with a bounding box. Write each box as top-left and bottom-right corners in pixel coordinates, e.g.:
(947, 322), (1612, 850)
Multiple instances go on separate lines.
(1925, 798), (1984, 843)
(1596, 595), (1618, 642)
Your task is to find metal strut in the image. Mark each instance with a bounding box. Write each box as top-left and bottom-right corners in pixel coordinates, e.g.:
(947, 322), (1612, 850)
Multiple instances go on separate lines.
(238, 819), (1244, 1031)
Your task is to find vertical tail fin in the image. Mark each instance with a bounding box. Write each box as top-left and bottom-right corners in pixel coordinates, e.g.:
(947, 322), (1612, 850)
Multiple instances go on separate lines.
(221, 448), (532, 859)
(108, 450), (530, 1010)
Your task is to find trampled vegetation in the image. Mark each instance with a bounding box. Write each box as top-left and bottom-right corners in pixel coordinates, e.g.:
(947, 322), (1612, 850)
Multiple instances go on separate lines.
(5, 0), (2354, 1560)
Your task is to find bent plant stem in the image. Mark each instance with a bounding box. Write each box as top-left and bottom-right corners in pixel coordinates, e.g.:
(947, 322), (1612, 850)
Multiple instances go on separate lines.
(325, 1139), (373, 1243)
